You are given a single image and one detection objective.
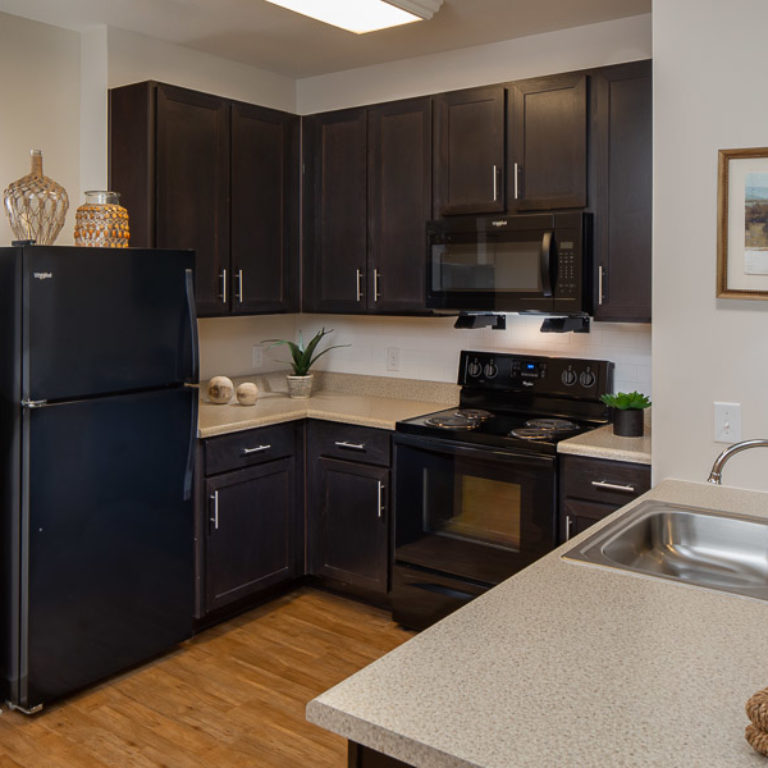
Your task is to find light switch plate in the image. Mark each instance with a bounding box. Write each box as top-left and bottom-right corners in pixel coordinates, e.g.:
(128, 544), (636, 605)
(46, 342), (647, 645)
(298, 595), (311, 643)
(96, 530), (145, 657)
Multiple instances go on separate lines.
(714, 401), (741, 443)
(386, 347), (400, 371)
(252, 344), (263, 368)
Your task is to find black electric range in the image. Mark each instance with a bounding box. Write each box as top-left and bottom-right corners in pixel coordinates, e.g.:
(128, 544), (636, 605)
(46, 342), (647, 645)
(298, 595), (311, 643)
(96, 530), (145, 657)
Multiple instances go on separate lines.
(391, 350), (614, 630)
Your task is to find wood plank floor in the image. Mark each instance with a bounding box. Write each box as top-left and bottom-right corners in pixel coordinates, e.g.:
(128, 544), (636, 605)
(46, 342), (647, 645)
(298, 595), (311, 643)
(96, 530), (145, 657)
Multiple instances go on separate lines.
(0, 588), (414, 767)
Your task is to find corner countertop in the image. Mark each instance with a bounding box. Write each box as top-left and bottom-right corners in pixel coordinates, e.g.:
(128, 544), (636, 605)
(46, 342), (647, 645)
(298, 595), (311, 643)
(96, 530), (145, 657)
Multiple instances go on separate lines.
(197, 372), (459, 438)
(307, 479), (768, 767)
(558, 410), (652, 465)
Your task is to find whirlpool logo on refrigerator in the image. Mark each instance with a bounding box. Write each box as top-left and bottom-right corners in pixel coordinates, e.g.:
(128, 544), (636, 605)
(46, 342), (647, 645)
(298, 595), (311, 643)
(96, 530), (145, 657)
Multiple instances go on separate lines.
(32, 272), (53, 280)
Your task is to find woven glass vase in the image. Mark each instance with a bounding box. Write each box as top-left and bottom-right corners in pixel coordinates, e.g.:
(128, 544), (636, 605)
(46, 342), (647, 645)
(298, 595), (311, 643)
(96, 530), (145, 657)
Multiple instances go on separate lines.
(3, 149), (69, 245)
(73, 191), (130, 248)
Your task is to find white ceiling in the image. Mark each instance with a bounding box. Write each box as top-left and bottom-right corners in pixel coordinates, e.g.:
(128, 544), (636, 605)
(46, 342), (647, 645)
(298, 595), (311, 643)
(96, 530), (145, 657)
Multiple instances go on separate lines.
(0, 0), (651, 78)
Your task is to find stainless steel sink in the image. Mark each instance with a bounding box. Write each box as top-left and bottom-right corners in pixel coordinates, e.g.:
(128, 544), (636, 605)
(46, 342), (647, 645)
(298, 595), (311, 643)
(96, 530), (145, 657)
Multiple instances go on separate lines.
(563, 500), (768, 600)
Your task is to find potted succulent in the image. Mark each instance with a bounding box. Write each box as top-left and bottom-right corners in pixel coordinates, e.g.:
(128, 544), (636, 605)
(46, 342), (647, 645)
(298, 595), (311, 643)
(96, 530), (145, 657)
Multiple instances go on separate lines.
(263, 327), (348, 399)
(600, 391), (651, 437)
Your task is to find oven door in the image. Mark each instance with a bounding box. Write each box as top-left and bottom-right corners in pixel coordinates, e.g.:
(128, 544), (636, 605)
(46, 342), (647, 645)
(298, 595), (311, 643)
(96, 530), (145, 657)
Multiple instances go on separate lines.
(393, 433), (556, 585)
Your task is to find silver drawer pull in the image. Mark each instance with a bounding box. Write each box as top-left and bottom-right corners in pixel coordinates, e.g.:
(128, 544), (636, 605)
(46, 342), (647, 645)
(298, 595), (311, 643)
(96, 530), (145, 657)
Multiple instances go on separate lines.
(334, 440), (366, 451)
(209, 490), (219, 530)
(242, 444), (271, 455)
(565, 514), (573, 541)
(591, 480), (636, 493)
(377, 481), (385, 519)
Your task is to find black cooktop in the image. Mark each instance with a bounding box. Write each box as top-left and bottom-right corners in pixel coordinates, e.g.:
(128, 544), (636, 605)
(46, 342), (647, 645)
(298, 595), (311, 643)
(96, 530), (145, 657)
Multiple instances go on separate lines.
(395, 351), (614, 456)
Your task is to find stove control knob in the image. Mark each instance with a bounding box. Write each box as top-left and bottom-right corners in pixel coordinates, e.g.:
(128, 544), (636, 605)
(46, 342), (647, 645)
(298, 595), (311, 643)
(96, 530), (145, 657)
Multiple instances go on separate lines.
(484, 361), (498, 379)
(561, 367), (577, 387)
(467, 359), (482, 377)
(579, 369), (596, 388)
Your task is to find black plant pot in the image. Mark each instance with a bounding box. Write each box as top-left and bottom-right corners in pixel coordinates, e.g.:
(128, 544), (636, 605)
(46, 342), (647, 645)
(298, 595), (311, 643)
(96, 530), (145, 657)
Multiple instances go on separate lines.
(613, 408), (644, 437)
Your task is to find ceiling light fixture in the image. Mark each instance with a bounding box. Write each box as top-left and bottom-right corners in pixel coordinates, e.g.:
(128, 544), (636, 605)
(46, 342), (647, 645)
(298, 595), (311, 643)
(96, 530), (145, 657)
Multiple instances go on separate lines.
(264, 0), (443, 34)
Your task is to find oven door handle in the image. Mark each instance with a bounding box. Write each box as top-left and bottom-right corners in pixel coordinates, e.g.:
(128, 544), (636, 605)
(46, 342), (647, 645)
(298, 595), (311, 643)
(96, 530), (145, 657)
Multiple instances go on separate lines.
(540, 230), (554, 298)
(394, 433), (556, 469)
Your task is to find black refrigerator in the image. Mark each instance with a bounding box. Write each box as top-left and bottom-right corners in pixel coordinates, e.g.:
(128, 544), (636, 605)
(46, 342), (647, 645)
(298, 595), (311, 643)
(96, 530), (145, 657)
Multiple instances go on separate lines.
(0, 245), (199, 712)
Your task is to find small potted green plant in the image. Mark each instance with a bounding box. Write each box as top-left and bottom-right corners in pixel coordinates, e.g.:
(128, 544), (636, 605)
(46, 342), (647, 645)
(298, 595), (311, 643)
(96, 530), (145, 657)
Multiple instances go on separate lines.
(600, 391), (651, 437)
(263, 327), (348, 399)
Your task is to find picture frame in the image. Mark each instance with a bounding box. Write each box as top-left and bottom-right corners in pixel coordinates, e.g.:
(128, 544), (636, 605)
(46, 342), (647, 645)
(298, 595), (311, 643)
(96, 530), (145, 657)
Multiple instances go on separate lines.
(717, 147), (768, 299)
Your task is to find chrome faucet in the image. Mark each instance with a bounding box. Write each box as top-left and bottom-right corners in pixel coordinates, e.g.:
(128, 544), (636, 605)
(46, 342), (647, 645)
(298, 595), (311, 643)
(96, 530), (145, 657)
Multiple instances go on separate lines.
(707, 439), (768, 484)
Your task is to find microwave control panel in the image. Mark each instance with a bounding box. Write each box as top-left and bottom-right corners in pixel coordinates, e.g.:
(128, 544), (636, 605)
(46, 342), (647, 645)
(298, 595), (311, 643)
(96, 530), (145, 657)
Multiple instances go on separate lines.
(459, 350), (613, 397)
(557, 240), (578, 297)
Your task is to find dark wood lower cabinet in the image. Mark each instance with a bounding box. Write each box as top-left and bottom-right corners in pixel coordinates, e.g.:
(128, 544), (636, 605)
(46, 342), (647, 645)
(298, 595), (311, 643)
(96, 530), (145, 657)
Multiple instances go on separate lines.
(558, 454), (651, 543)
(348, 742), (414, 768)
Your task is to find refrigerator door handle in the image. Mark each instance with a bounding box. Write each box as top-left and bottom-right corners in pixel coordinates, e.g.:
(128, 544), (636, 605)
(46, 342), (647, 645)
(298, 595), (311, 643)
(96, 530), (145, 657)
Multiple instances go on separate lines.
(184, 268), (199, 383)
(21, 399), (48, 408)
(183, 394), (198, 502)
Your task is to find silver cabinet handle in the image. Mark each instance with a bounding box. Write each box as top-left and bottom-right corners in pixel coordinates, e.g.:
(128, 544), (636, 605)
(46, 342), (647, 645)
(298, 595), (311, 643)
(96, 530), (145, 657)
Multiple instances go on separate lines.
(377, 481), (385, 519)
(591, 480), (636, 493)
(373, 269), (381, 302)
(236, 269), (244, 304)
(598, 265), (605, 306)
(219, 268), (228, 304)
(209, 490), (219, 530)
(513, 162), (520, 200)
(492, 164), (499, 202)
(355, 268), (363, 302)
(565, 514), (573, 541)
(334, 440), (366, 451)
(242, 444), (271, 455)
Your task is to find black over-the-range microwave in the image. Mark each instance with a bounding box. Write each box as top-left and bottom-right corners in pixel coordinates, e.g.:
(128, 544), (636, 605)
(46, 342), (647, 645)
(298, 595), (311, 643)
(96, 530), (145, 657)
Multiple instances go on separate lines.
(426, 212), (592, 314)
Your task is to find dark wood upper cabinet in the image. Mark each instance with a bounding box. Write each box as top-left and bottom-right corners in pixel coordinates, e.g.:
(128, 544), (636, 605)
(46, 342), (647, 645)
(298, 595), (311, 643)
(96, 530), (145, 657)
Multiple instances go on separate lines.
(302, 108), (368, 313)
(508, 73), (588, 211)
(433, 86), (505, 216)
(155, 85), (230, 315)
(109, 81), (299, 317)
(367, 97), (432, 313)
(590, 60), (652, 323)
(231, 101), (299, 314)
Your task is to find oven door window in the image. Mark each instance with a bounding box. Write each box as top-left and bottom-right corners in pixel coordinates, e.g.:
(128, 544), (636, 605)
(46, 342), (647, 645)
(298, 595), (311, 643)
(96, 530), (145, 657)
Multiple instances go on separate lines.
(426, 472), (521, 551)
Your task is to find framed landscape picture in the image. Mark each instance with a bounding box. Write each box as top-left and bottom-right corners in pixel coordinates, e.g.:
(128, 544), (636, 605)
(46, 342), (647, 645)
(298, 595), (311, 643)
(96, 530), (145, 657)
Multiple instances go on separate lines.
(717, 147), (768, 299)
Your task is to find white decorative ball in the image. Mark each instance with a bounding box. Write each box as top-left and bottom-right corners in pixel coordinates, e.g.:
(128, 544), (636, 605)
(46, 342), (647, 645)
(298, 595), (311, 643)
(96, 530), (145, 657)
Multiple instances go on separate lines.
(207, 376), (234, 404)
(236, 381), (259, 406)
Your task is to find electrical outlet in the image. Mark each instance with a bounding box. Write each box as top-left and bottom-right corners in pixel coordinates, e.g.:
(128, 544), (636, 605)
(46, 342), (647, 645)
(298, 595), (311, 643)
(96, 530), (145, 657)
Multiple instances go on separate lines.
(386, 347), (400, 372)
(714, 402), (741, 443)
(252, 344), (263, 368)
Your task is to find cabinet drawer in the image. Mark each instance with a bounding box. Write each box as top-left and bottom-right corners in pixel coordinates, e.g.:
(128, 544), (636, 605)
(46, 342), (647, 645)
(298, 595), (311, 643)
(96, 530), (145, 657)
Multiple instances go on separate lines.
(560, 454), (650, 505)
(204, 423), (295, 475)
(309, 421), (391, 467)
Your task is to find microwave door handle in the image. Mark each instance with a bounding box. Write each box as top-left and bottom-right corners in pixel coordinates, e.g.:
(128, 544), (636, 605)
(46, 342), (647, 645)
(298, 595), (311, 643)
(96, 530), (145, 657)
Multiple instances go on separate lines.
(540, 231), (554, 298)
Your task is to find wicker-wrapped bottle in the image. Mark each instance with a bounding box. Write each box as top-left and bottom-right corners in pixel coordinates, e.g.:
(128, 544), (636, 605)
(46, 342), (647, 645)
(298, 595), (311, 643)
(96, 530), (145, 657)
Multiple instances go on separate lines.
(3, 149), (69, 244)
(74, 190), (130, 248)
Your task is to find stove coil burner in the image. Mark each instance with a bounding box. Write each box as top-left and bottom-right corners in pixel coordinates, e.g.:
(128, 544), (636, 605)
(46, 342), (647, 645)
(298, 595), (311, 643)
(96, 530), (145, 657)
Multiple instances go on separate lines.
(509, 418), (580, 441)
(424, 408), (494, 430)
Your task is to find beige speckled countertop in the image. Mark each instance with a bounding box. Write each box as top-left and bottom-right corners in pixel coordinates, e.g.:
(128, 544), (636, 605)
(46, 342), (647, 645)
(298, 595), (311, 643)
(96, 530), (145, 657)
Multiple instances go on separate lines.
(558, 418), (652, 464)
(307, 479), (768, 767)
(197, 372), (459, 438)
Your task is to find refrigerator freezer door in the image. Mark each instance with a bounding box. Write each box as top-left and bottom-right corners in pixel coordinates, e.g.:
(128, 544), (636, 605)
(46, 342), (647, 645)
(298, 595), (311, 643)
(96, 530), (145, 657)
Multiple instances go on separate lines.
(22, 247), (197, 401)
(16, 386), (196, 709)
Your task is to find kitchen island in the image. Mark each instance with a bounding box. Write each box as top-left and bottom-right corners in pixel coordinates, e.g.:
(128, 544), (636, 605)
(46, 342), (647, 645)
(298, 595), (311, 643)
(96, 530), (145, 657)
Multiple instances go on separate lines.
(307, 479), (768, 767)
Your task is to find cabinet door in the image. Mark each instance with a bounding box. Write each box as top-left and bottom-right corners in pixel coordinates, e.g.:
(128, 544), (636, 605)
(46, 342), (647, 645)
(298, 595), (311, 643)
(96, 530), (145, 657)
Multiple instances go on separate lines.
(155, 84), (230, 316)
(368, 98), (432, 313)
(205, 458), (300, 612)
(508, 74), (587, 211)
(231, 102), (299, 314)
(303, 108), (367, 312)
(433, 86), (505, 216)
(591, 61), (652, 322)
(309, 457), (389, 595)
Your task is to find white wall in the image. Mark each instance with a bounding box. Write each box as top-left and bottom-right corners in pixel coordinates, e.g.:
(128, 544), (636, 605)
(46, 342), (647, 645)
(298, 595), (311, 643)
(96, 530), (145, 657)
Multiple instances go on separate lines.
(297, 14), (651, 114)
(653, 0), (768, 490)
(106, 27), (296, 112)
(0, 12), (80, 245)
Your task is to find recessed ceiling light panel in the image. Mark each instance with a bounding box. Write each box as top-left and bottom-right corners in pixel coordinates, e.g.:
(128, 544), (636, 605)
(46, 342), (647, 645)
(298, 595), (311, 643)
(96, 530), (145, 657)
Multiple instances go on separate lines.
(264, 0), (442, 34)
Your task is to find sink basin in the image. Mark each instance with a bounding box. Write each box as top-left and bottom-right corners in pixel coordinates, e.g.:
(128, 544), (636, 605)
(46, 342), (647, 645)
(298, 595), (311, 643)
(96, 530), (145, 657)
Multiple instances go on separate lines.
(563, 500), (768, 600)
